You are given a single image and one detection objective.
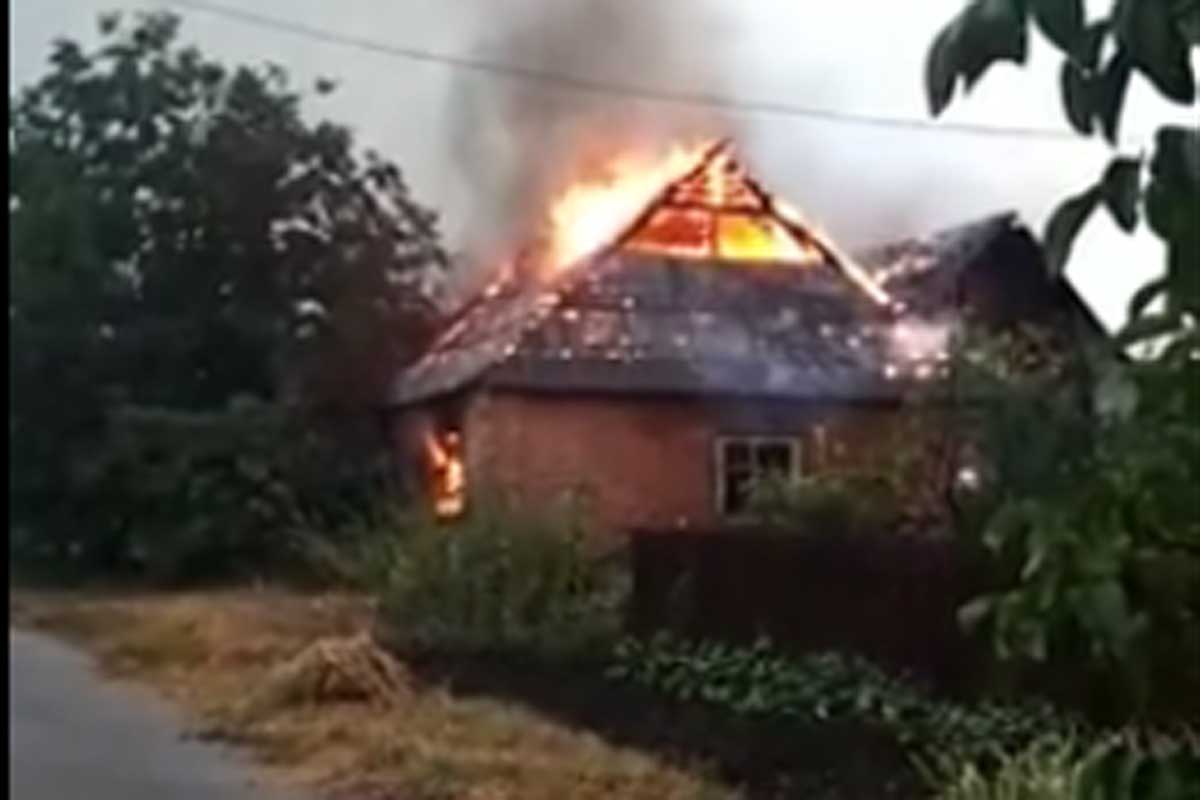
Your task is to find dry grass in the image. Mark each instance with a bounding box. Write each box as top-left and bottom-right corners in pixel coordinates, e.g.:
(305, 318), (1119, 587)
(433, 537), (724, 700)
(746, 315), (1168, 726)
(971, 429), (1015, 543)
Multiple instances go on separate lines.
(9, 588), (733, 800)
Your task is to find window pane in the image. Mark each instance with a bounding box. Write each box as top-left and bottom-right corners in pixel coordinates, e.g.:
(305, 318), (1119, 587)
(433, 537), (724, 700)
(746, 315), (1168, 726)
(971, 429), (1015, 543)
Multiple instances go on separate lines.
(724, 441), (750, 469)
(755, 442), (793, 476)
(723, 471), (752, 515)
(718, 437), (798, 516)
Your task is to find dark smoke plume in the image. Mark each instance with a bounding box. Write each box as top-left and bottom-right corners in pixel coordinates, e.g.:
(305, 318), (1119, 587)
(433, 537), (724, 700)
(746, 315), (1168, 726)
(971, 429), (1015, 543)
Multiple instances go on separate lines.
(445, 0), (737, 276)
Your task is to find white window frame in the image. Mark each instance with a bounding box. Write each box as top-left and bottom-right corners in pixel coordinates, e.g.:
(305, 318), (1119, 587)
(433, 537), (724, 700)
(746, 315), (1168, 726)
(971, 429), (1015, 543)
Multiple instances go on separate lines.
(714, 435), (803, 518)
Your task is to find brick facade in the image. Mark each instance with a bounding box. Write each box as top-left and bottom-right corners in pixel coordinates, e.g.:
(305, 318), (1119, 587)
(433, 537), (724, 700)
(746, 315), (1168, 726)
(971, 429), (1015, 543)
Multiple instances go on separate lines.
(390, 389), (910, 534)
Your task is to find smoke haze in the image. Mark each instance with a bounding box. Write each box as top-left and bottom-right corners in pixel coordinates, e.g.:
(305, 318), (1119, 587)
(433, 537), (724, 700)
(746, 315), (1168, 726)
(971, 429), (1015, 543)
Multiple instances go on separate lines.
(445, 0), (738, 269)
(13, 0), (1182, 326)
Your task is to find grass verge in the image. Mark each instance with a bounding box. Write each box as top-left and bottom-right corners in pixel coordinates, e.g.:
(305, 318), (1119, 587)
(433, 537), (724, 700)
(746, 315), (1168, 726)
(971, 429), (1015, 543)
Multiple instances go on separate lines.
(9, 588), (731, 800)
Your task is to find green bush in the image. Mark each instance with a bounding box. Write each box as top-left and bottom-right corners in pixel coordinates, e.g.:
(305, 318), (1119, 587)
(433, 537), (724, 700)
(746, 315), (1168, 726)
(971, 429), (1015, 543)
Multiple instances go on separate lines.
(370, 497), (627, 663)
(10, 399), (397, 585)
(608, 634), (1078, 766)
(923, 732), (1200, 800)
(296, 500), (416, 592)
(747, 472), (898, 534)
(945, 332), (1200, 719)
(922, 735), (1090, 800)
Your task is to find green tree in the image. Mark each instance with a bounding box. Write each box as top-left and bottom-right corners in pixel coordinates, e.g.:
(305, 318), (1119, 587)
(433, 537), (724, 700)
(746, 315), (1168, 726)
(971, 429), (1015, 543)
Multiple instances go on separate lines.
(925, 1), (1200, 716)
(927, 0), (1198, 354)
(9, 12), (445, 565)
(10, 11), (444, 411)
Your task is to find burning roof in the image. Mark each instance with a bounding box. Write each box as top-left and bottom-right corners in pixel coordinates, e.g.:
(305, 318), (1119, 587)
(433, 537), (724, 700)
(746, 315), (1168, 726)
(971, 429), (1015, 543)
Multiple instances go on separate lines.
(544, 140), (891, 304)
(391, 143), (1093, 407)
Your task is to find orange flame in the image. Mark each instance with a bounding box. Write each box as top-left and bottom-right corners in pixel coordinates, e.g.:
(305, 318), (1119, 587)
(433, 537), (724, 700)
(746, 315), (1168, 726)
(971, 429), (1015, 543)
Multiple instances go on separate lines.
(426, 431), (465, 519)
(542, 140), (831, 272)
(533, 138), (891, 307)
(545, 141), (714, 270)
(774, 199), (892, 305)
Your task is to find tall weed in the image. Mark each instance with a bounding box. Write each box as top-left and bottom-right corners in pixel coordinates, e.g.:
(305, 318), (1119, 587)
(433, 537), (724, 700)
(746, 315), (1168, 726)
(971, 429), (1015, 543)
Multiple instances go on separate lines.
(922, 731), (1200, 800)
(350, 495), (627, 662)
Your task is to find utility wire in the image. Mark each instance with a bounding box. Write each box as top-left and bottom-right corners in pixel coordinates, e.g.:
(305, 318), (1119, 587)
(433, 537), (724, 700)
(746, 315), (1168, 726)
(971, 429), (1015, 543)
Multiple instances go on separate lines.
(159, 0), (1081, 142)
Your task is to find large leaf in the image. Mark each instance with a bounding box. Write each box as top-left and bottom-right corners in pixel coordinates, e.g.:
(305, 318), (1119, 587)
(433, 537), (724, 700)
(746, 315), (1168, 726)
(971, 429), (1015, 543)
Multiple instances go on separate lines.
(1115, 0), (1197, 103)
(1042, 184), (1101, 274)
(962, 0), (1030, 89)
(1145, 126), (1200, 244)
(1126, 277), (1168, 320)
(1167, 240), (1200, 316)
(1116, 312), (1183, 348)
(1096, 50), (1133, 145)
(926, 16), (963, 116)
(1100, 157), (1142, 232)
(1060, 60), (1094, 134)
(1177, 0), (1200, 45)
(1077, 21), (1111, 70)
(1160, 125), (1200, 188)
(925, 0), (1028, 116)
(1031, 0), (1085, 55)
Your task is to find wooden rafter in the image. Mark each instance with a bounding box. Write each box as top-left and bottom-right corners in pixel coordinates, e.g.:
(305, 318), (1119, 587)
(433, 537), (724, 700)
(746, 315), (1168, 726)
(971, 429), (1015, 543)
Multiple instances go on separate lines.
(607, 140), (892, 308)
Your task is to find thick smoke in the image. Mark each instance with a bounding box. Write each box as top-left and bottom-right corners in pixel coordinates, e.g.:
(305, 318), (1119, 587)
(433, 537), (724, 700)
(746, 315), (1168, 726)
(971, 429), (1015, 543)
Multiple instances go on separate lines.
(445, 0), (737, 276)
(438, 0), (1048, 290)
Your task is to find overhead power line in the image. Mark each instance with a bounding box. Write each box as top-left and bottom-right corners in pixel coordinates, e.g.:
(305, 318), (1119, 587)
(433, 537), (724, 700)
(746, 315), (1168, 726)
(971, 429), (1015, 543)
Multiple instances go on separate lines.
(160, 0), (1079, 141)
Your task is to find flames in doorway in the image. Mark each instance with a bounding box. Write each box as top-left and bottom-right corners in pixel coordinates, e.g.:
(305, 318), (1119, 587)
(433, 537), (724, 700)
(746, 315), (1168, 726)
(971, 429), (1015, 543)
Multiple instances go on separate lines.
(426, 429), (465, 519)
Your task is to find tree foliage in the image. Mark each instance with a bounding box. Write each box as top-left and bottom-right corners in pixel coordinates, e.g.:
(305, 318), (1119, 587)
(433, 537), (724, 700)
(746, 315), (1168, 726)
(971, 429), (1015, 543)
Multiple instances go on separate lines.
(946, 332), (1200, 715)
(10, 11), (445, 413)
(9, 12), (445, 576)
(16, 400), (390, 583)
(925, 2), (1200, 718)
(927, 0), (1199, 349)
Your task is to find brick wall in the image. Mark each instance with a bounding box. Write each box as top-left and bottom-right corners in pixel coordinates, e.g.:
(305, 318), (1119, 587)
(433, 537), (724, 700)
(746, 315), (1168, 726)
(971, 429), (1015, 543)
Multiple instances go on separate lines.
(444, 390), (909, 534)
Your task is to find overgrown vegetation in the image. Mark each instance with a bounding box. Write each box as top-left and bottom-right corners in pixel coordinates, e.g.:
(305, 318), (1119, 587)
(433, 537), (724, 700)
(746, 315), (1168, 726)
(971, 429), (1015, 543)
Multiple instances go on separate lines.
(938, 331), (1200, 719)
(922, 735), (1092, 800)
(611, 635), (1200, 797)
(914, 3), (1200, 789)
(925, 0), (1200, 721)
(746, 472), (899, 534)
(923, 732), (1200, 800)
(339, 498), (629, 663)
(9, 12), (444, 583)
(609, 634), (1078, 768)
(11, 399), (398, 585)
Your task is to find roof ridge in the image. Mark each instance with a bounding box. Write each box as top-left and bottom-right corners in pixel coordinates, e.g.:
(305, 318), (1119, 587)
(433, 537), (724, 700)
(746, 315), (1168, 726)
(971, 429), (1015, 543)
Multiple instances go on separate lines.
(606, 142), (893, 307)
(605, 139), (730, 254)
(855, 211), (1019, 257)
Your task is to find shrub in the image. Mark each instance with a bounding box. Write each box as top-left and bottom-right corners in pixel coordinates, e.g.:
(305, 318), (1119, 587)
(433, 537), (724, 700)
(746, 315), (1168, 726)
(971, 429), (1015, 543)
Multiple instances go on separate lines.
(945, 332), (1200, 720)
(372, 496), (627, 663)
(11, 399), (399, 585)
(747, 472), (898, 534)
(923, 732), (1200, 800)
(608, 634), (1078, 766)
(296, 499), (415, 592)
(921, 735), (1089, 800)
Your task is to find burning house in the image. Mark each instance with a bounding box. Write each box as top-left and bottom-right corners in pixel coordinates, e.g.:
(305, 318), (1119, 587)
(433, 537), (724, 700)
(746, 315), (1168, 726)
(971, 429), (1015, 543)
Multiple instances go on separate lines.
(388, 140), (1100, 530)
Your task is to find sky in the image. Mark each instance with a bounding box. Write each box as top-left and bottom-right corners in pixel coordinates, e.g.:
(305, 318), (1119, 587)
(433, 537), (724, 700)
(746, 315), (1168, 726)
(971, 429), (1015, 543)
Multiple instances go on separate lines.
(10, 0), (1197, 329)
